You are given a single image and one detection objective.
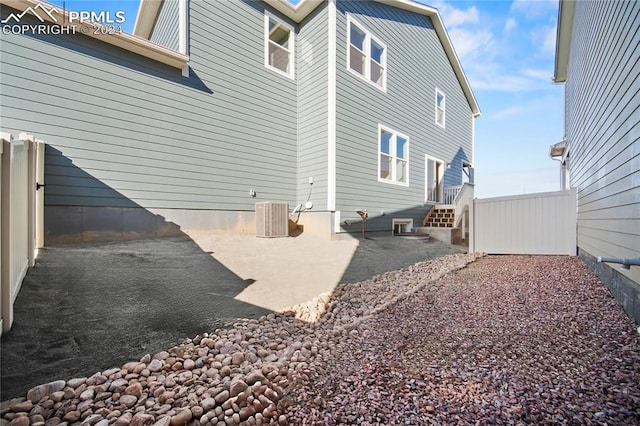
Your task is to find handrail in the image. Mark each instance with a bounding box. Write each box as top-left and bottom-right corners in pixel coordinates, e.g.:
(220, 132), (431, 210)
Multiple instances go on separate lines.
(454, 183), (474, 229)
(443, 185), (462, 205)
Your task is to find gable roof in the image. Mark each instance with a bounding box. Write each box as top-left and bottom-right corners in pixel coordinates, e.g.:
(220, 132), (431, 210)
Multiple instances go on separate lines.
(553, 0), (575, 83)
(134, 0), (480, 116)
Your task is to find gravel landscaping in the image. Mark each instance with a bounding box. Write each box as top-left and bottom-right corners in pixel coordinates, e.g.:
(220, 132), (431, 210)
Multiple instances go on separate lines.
(2, 254), (639, 425)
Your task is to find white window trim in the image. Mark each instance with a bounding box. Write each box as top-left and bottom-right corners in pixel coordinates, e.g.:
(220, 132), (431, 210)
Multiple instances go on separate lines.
(435, 88), (446, 128)
(264, 12), (295, 79)
(425, 154), (445, 203)
(392, 218), (413, 235)
(378, 124), (409, 187)
(346, 14), (387, 92)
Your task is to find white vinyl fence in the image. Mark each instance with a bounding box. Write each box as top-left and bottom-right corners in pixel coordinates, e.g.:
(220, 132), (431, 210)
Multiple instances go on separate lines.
(1, 132), (44, 334)
(471, 189), (577, 255)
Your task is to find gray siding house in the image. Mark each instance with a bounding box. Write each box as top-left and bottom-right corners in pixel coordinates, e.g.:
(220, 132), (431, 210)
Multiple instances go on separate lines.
(0, 0), (479, 242)
(553, 0), (640, 322)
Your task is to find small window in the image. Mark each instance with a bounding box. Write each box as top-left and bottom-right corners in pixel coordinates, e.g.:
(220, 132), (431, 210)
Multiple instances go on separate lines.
(435, 89), (446, 127)
(348, 15), (386, 90)
(378, 125), (409, 185)
(265, 14), (294, 78)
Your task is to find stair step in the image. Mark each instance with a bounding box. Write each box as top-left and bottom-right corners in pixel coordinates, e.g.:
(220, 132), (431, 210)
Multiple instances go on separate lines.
(423, 206), (456, 227)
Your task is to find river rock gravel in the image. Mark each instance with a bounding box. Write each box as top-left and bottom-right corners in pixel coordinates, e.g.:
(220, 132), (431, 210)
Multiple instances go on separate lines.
(284, 255), (640, 425)
(2, 254), (639, 425)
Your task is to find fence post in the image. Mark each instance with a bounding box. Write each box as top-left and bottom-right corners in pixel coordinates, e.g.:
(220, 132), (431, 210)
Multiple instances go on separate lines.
(35, 140), (45, 250)
(22, 133), (38, 267)
(469, 198), (475, 253)
(0, 132), (5, 335)
(1, 134), (30, 333)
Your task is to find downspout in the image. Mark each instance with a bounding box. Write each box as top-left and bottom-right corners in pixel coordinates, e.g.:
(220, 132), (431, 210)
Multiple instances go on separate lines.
(597, 257), (640, 270)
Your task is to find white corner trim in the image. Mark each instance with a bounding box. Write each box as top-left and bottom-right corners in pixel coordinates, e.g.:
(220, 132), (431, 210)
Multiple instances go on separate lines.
(179, 0), (188, 55)
(334, 210), (341, 233)
(327, 0), (337, 212)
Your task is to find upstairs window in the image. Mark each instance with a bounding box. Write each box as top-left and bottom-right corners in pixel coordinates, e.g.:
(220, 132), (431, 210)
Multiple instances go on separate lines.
(379, 125), (409, 185)
(265, 14), (294, 79)
(435, 89), (446, 127)
(348, 15), (386, 91)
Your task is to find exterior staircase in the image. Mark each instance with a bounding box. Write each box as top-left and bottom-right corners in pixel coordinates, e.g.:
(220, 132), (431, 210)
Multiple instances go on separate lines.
(422, 206), (455, 228)
(412, 183), (475, 245)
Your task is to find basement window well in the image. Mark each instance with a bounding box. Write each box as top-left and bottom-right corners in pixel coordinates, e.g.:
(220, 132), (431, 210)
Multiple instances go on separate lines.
(392, 218), (413, 235)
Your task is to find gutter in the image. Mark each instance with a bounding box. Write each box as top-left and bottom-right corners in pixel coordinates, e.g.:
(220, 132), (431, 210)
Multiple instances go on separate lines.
(1, 0), (189, 70)
(553, 0), (576, 83)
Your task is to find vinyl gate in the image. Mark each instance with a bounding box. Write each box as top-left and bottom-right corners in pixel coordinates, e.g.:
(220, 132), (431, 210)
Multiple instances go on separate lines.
(1, 132), (45, 334)
(470, 189), (577, 255)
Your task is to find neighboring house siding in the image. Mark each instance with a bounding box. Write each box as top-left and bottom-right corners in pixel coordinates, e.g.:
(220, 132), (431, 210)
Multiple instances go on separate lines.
(334, 0), (473, 231)
(297, 3), (329, 210)
(565, 0), (640, 286)
(0, 1), (297, 235)
(149, 0), (180, 52)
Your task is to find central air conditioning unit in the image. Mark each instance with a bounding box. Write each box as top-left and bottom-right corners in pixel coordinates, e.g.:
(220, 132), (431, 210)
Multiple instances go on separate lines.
(255, 202), (289, 237)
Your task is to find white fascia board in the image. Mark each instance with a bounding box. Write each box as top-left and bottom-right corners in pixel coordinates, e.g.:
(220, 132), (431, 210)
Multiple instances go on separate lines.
(178, 0), (188, 55)
(1, 0), (188, 69)
(553, 0), (575, 83)
(133, 0), (162, 39)
(373, 0), (480, 117)
(264, 0), (324, 23)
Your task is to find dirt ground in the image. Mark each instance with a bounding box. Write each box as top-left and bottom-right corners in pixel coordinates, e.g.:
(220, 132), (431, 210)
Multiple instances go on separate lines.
(0, 233), (465, 401)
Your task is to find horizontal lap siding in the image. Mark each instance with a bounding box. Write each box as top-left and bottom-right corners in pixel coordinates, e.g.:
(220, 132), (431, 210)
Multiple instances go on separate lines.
(566, 0), (640, 284)
(334, 0), (473, 230)
(150, 0), (179, 51)
(297, 4), (329, 210)
(0, 1), (297, 211)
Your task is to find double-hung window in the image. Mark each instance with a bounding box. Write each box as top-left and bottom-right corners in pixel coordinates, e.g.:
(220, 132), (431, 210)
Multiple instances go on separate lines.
(265, 13), (294, 78)
(379, 125), (409, 185)
(435, 88), (446, 127)
(348, 15), (386, 90)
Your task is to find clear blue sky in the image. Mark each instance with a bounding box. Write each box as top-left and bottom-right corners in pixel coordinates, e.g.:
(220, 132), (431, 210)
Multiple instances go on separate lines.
(47, 0), (564, 198)
(432, 0), (564, 198)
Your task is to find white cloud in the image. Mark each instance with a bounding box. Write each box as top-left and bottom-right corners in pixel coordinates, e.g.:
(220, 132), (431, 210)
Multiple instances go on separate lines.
(432, 1), (480, 29)
(469, 74), (538, 92)
(442, 5), (480, 28)
(522, 68), (553, 82)
(448, 28), (494, 62)
(488, 106), (525, 120)
(504, 17), (517, 34)
(434, 1), (557, 94)
(510, 0), (558, 19)
(530, 25), (557, 54)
